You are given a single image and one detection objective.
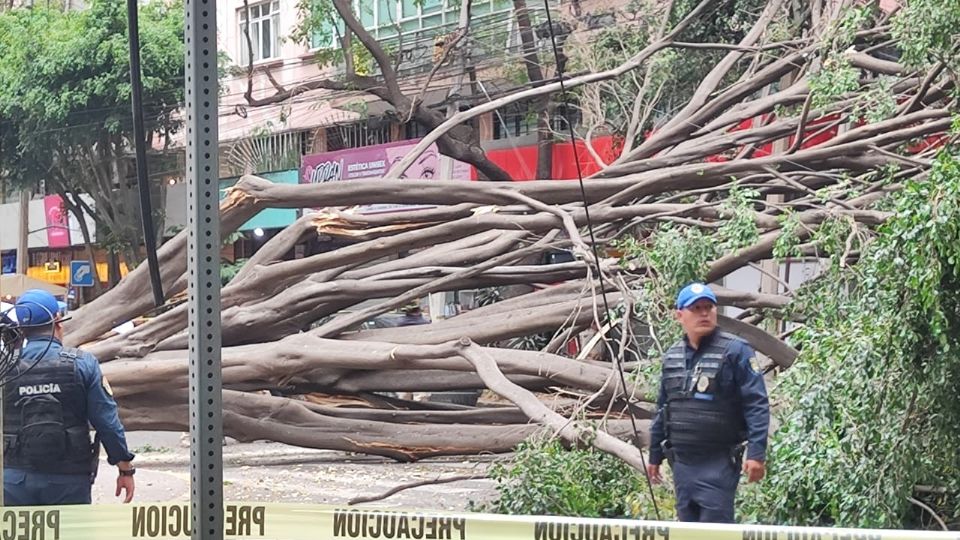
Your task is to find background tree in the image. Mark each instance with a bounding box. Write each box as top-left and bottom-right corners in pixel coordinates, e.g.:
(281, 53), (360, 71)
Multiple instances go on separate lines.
(246, 0), (571, 180)
(0, 0), (185, 269)
(569, 0), (774, 158)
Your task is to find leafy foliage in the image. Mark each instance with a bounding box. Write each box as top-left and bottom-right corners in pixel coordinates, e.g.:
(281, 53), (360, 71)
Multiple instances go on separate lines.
(606, 184), (763, 390)
(617, 183), (760, 316)
(740, 152), (960, 528)
(478, 437), (674, 519)
(0, 0), (185, 260)
(807, 7), (884, 112)
(669, 0), (771, 44)
(0, 0), (184, 151)
(289, 0), (379, 74)
(772, 210), (802, 260)
(891, 0), (960, 72)
(220, 258), (249, 286)
(809, 55), (861, 109)
(718, 185), (762, 251)
(853, 76), (897, 124)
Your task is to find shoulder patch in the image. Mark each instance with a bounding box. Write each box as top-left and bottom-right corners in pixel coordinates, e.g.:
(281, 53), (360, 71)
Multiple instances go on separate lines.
(749, 356), (762, 373)
(102, 376), (114, 397)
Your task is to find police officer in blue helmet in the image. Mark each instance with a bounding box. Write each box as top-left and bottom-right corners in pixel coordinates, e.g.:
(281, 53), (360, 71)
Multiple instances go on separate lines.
(3, 289), (136, 505)
(646, 282), (769, 523)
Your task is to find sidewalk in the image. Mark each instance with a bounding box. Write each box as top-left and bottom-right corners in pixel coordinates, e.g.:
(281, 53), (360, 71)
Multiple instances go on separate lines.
(92, 431), (499, 510)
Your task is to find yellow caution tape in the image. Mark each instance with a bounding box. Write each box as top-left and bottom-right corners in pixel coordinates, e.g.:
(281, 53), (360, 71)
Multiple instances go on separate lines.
(0, 503), (955, 540)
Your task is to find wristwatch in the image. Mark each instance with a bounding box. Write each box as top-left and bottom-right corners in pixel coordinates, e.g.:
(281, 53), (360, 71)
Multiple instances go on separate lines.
(119, 467), (136, 477)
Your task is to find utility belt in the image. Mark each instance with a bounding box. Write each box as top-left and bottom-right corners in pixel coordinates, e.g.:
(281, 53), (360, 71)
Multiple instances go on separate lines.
(3, 434), (17, 455)
(661, 439), (745, 468)
(3, 431), (100, 479)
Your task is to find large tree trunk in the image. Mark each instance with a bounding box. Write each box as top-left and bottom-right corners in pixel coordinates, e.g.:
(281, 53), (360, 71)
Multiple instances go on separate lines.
(54, 1), (956, 472)
(512, 0), (553, 180)
(121, 389), (648, 461)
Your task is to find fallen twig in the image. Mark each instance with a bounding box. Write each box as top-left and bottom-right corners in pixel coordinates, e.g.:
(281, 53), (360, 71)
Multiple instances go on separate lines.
(348, 474), (489, 505)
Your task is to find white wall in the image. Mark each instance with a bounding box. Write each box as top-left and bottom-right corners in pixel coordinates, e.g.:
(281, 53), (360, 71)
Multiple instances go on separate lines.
(218, 0), (316, 100)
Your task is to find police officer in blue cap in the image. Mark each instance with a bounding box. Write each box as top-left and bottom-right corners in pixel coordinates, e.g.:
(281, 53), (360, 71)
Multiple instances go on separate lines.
(646, 282), (769, 523)
(3, 289), (136, 505)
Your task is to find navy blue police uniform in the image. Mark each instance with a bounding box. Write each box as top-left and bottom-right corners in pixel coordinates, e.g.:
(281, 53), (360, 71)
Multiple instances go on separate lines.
(3, 293), (134, 506)
(648, 318), (769, 522)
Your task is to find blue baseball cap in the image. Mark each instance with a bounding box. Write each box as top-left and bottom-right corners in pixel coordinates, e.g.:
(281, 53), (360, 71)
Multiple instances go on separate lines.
(675, 282), (717, 310)
(14, 289), (69, 327)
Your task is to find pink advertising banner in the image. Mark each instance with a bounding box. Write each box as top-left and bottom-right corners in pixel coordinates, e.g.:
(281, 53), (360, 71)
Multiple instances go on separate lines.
(300, 139), (472, 214)
(43, 195), (71, 248)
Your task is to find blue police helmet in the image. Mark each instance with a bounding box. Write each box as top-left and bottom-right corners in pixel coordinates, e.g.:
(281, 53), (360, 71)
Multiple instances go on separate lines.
(14, 289), (68, 327)
(675, 282), (717, 310)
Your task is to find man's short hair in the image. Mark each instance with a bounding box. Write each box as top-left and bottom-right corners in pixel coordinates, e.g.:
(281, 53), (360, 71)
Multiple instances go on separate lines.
(21, 322), (56, 339)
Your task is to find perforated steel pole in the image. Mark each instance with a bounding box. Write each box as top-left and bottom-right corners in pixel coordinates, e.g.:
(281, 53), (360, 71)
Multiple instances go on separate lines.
(184, 0), (223, 538)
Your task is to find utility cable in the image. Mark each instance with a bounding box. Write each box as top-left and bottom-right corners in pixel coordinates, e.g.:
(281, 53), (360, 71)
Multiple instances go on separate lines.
(126, 0), (164, 308)
(538, 0), (662, 520)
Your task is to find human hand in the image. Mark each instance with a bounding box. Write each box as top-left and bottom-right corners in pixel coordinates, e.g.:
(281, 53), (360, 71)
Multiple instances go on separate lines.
(646, 464), (662, 485)
(116, 474), (136, 503)
(742, 459), (765, 483)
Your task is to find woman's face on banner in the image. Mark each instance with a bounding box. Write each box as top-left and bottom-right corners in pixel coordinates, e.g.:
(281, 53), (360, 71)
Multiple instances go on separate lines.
(387, 149), (438, 179)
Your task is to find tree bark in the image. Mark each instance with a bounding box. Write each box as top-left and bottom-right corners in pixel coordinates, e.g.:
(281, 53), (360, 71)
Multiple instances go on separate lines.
(512, 0), (553, 180)
(63, 186), (264, 346)
(457, 341), (650, 467)
(119, 389), (646, 461)
(104, 336), (633, 401)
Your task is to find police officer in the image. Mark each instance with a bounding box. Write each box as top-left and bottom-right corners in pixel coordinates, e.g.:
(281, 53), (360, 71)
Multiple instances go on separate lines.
(646, 282), (769, 523)
(3, 289), (136, 505)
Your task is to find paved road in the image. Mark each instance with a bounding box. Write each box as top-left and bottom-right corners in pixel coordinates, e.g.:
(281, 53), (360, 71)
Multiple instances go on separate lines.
(92, 431), (499, 511)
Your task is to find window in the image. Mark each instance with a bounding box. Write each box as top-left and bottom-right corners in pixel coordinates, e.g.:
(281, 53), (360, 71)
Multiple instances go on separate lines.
(222, 131), (307, 177)
(491, 100), (580, 140)
(239, 1), (281, 63)
(493, 101), (537, 140)
(403, 120), (430, 140)
(311, 0), (512, 50)
(326, 121), (392, 151)
(311, 18), (346, 49)
(550, 102), (581, 133)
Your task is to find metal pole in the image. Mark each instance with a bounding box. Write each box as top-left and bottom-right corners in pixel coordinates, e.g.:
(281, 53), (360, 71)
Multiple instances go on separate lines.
(16, 190), (29, 275)
(184, 0), (223, 538)
(126, 0), (165, 307)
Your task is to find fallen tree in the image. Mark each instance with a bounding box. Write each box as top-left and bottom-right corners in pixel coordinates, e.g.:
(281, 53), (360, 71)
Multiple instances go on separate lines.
(60, 0), (957, 503)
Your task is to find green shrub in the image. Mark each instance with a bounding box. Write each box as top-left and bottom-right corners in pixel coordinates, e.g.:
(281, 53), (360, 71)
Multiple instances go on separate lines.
(478, 437), (674, 520)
